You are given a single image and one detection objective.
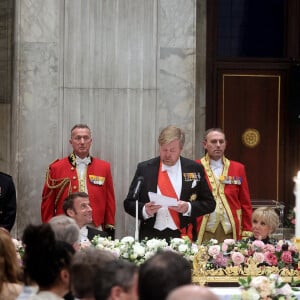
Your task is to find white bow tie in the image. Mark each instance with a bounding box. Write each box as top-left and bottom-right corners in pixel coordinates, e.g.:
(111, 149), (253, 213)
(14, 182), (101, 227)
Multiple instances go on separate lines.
(76, 157), (91, 165)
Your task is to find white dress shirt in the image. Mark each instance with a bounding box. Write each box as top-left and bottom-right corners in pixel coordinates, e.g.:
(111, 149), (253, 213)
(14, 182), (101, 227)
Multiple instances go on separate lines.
(142, 159), (191, 230)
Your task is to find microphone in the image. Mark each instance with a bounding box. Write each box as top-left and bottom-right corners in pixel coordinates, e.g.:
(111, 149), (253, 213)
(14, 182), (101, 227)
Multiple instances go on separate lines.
(132, 176), (144, 199)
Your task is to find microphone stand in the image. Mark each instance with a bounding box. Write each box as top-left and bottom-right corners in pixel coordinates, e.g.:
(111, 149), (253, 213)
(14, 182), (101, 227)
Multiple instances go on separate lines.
(134, 195), (139, 241)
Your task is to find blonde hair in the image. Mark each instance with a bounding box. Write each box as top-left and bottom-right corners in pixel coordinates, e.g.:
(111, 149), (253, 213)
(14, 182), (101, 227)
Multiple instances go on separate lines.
(158, 125), (185, 148)
(252, 207), (280, 234)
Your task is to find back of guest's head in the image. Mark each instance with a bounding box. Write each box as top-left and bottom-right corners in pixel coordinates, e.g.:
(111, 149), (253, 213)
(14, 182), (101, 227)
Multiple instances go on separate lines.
(158, 125), (185, 148)
(62, 192), (89, 215)
(94, 259), (138, 300)
(70, 247), (116, 298)
(139, 251), (192, 300)
(48, 215), (80, 248)
(166, 284), (219, 300)
(0, 230), (21, 291)
(252, 206), (280, 234)
(22, 223), (75, 289)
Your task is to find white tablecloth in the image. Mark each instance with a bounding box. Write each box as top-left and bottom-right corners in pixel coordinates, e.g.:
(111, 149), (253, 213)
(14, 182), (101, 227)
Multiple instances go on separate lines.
(209, 287), (300, 300)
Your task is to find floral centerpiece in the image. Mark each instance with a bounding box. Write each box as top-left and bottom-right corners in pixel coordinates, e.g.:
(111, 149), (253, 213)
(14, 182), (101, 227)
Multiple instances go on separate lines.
(204, 238), (299, 270)
(88, 235), (198, 265)
(12, 233), (300, 284)
(239, 274), (298, 300)
(191, 238), (300, 284)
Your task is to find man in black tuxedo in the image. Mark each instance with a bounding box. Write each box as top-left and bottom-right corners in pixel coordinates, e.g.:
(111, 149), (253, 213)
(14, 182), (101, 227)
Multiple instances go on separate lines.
(63, 192), (108, 241)
(124, 125), (215, 242)
(0, 171), (16, 231)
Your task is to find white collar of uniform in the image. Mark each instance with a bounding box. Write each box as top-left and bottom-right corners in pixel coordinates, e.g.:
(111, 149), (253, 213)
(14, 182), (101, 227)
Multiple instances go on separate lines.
(161, 159), (180, 174)
(210, 158), (223, 168)
(75, 155), (91, 165)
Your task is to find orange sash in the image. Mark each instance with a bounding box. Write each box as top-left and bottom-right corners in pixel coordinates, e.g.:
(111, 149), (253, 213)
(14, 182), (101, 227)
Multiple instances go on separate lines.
(157, 162), (192, 240)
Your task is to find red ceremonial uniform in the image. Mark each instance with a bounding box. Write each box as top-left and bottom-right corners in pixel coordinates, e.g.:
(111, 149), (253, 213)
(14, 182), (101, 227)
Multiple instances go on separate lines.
(41, 154), (116, 229)
(196, 154), (252, 243)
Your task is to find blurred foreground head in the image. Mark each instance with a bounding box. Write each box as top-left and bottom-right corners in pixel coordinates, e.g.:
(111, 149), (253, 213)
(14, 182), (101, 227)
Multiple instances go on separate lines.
(139, 250), (192, 300)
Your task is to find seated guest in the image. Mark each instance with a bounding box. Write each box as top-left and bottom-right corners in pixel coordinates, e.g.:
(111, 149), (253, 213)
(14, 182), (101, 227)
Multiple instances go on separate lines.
(49, 215), (81, 251)
(63, 192), (108, 242)
(0, 229), (22, 300)
(166, 285), (219, 300)
(21, 224), (75, 299)
(138, 251), (192, 300)
(94, 259), (138, 300)
(249, 206), (280, 243)
(70, 247), (116, 299)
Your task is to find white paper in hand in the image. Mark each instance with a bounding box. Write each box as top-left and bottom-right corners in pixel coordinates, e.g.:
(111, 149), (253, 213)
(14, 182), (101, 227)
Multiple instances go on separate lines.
(148, 191), (178, 207)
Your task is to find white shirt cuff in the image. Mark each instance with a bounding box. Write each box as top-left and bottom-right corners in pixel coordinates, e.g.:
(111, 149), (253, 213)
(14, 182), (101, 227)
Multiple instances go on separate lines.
(182, 202), (191, 216)
(142, 205), (153, 219)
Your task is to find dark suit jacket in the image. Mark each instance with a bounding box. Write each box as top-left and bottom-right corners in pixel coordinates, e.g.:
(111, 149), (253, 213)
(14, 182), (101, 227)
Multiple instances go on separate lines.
(87, 226), (108, 241)
(123, 156), (215, 241)
(0, 172), (16, 231)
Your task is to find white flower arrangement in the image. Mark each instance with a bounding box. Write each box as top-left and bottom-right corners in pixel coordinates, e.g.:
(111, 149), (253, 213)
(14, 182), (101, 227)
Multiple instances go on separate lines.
(89, 235), (196, 265)
(239, 274), (298, 300)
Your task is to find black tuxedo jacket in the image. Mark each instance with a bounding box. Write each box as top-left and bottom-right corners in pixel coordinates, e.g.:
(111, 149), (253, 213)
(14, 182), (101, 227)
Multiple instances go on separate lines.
(0, 172), (16, 231)
(124, 156), (215, 241)
(87, 226), (108, 241)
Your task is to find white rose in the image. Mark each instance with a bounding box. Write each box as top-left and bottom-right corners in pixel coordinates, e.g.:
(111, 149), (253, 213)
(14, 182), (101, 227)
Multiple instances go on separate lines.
(178, 244), (188, 253)
(133, 244), (145, 257)
(121, 236), (135, 243)
(146, 238), (165, 250)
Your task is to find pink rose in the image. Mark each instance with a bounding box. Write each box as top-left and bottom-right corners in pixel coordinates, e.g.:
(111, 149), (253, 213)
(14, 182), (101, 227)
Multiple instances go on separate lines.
(208, 245), (221, 257)
(231, 252), (245, 266)
(281, 251), (293, 264)
(221, 243), (228, 252)
(213, 253), (229, 267)
(264, 251), (278, 266)
(253, 252), (265, 264)
(252, 240), (265, 250)
(288, 245), (298, 252)
(264, 244), (275, 253)
(223, 239), (235, 245)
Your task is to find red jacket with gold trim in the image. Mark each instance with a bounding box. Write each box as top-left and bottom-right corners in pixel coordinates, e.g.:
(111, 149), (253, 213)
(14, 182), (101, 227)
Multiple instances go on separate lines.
(41, 155), (116, 228)
(196, 155), (252, 243)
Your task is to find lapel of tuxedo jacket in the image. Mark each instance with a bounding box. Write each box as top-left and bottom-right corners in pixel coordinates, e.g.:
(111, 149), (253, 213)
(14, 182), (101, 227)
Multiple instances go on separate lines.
(145, 157), (160, 193)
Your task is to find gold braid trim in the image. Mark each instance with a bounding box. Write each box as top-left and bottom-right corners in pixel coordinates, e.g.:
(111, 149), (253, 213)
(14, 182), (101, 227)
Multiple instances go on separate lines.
(43, 167), (72, 209)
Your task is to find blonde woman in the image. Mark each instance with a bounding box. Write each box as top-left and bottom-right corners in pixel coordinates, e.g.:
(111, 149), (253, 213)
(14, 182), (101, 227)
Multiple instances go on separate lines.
(250, 206), (280, 243)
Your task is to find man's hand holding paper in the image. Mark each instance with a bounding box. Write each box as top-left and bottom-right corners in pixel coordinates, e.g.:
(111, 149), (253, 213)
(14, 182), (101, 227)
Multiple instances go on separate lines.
(148, 192), (178, 207)
(148, 192), (189, 214)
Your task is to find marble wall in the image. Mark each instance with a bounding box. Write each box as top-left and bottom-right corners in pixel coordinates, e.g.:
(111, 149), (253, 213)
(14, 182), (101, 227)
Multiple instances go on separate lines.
(10, 0), (206, 238)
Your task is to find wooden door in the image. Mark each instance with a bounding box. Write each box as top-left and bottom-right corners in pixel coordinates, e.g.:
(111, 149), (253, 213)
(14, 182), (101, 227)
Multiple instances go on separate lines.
(216, 70), (286, 201)
(204, 0), (300, 212)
